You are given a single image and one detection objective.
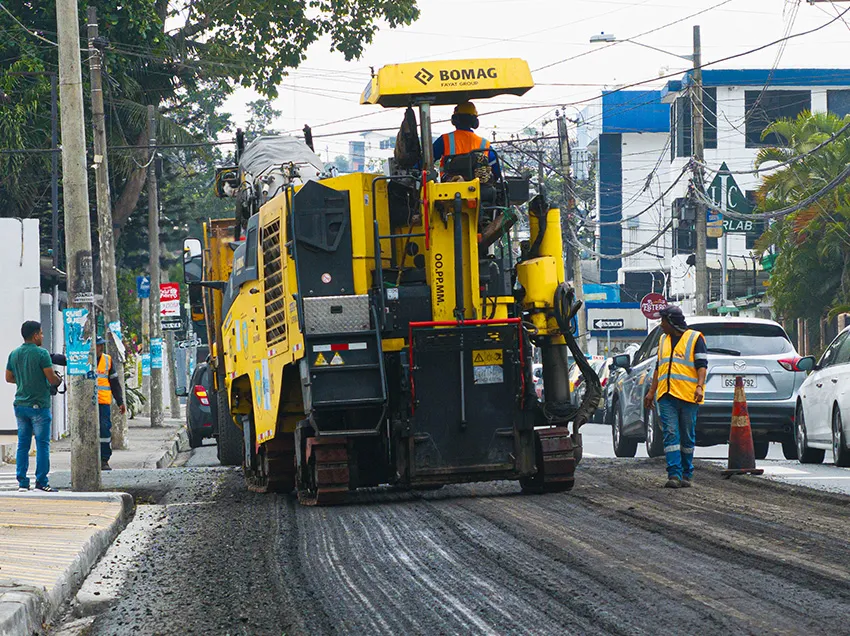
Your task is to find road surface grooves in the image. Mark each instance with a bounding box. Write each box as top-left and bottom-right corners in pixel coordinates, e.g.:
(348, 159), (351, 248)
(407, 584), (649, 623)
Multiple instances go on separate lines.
(80, 459), (850, 635)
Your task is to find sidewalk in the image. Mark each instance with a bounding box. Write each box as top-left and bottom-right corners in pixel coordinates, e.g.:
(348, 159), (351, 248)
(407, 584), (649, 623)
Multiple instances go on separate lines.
(0, 415), (188, 635)
(0, 416), (188, 491)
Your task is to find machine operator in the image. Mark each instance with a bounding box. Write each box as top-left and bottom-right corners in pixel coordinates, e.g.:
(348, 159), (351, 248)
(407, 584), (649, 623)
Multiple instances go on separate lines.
(433, 102), (502, 182)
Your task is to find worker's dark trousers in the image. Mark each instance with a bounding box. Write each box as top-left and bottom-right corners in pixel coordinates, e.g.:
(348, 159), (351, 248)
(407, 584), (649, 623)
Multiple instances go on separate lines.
(98, 404), (112, 461)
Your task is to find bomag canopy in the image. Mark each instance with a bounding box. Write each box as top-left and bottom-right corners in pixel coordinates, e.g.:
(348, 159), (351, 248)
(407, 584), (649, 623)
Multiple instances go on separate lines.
(360, 58), (534, 108)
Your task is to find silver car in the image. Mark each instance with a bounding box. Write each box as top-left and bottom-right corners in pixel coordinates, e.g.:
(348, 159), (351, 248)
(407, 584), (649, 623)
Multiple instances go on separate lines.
(608, 317), (808, 460)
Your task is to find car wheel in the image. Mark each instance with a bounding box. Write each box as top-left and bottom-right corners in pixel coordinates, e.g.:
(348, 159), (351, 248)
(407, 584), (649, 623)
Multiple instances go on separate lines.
(781, 438), (798, 460)
(796, 402), (825, 465)
(832, 407), (850, 468)
(612, 400), (638, 458)
(187, 426), (203, 449)
(645, 406), (664, 458)
(753, 441), (769, 461)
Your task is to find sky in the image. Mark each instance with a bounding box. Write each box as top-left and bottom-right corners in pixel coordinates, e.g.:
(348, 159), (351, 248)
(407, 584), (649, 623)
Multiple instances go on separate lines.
(223, 0), (850, 163)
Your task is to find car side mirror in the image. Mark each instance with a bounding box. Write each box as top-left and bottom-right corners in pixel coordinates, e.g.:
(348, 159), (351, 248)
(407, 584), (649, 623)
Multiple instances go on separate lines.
(175, 386), (188, 397)
(612, 353), (631, 371)
(797, 356), (815, 372)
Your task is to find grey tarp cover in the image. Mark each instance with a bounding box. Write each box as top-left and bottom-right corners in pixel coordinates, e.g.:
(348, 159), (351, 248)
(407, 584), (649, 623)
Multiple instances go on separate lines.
(238, 135), (325, 181)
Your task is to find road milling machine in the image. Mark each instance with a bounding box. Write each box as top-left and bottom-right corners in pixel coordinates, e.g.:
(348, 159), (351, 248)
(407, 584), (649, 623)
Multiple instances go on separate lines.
(184, 58), (601, 505)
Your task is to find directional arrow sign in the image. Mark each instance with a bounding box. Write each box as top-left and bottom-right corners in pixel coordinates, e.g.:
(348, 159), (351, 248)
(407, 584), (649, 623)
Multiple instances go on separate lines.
(592, 318), (625, 330)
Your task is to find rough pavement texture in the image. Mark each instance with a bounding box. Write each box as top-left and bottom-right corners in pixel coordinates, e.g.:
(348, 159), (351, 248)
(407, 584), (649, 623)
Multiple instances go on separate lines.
(71, 457), (850, 636)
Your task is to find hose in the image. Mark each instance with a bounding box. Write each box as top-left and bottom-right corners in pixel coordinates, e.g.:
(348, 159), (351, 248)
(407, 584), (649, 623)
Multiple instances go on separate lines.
(552, 283), (602, 431)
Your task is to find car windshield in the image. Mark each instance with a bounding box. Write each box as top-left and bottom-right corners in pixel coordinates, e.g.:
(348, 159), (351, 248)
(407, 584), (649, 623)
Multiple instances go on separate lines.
(692, 323), (793, 356)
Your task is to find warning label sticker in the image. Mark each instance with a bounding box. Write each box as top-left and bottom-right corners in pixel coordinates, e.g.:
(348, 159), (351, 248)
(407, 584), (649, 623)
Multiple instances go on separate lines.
(472, 349), (503, 366)
(331, 352), (344, 366)
(314, 353), (328, 366)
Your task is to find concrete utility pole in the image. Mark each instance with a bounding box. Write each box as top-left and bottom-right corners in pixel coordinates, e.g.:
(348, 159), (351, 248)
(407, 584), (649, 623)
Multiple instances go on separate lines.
(88, 8), (127, 449)
(148, 105), (165, 427)
(556, 111), (587, 353)
(166, 331), (180, 419)
(141, 293), (150, 416)
(57, 0), (100, 491)
(692, 24), (708, 315)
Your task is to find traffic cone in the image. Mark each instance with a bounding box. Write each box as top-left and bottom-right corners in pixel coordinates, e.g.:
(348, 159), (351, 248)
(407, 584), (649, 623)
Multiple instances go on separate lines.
(722, 376), (765, 478)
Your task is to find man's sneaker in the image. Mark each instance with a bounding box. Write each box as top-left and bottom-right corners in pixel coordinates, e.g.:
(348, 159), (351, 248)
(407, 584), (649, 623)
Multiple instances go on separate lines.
(34, 484), (57, 492)
(101, 461), (112, 471)
(681, 476), (693, 488)
(17, 486), (29, 492)
(664, 477), (681, 489)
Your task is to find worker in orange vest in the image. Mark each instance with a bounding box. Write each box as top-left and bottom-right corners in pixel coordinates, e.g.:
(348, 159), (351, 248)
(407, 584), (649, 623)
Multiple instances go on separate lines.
(96, 337), (126, 471)
(433, 102), (501, 181)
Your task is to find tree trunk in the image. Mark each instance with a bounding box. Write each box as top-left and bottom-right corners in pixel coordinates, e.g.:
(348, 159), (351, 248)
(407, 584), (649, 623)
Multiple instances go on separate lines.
(112, 132), (149, 240)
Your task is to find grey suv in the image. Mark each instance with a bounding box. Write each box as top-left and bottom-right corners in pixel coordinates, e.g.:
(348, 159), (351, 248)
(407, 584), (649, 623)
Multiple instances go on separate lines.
(608, 317), (807, 460)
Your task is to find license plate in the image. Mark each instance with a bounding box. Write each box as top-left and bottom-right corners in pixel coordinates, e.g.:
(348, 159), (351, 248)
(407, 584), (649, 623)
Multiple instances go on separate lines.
(722, 375), (757, 389)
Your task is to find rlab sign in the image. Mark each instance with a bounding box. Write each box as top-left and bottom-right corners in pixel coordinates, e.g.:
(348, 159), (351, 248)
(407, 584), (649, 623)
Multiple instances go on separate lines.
(706, 162), (754, 236)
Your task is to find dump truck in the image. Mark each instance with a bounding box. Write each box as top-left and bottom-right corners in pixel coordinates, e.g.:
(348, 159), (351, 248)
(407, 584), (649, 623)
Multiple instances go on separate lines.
(184, 58), (600, 504)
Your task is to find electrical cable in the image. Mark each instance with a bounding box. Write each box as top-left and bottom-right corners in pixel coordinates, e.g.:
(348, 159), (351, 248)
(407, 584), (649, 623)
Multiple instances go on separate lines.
(569, 220), (674, 259)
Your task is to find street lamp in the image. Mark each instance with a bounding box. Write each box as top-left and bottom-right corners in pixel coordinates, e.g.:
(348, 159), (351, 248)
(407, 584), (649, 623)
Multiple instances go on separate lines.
(589, 32), (693, 62)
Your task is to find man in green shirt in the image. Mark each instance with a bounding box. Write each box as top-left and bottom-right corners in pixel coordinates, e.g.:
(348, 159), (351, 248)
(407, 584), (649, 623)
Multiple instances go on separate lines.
(5, 321), (63, 491)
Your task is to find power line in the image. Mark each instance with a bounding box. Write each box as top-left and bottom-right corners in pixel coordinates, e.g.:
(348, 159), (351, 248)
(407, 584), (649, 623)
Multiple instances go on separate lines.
(569, 221), (674, 259)
(0, 1), (58, 46)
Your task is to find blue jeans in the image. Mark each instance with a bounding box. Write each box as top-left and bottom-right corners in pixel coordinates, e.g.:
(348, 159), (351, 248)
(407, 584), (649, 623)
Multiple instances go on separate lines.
(657, 395), (698, 480)
(99, 404), (112, 461)
(14, 406), (52, 488)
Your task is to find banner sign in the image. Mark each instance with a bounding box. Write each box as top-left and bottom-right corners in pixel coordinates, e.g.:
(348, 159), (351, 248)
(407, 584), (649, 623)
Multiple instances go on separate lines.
(63, 308), (91, 376)
(142, 353), (151, 377)
(151, 337), (163, 369)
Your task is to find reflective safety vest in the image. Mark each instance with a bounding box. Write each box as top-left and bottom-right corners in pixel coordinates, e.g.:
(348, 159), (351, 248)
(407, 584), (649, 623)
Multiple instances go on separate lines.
(655, 329), (702, 403)
(97, 353), (112, 405)
(440, 130), (490, 166)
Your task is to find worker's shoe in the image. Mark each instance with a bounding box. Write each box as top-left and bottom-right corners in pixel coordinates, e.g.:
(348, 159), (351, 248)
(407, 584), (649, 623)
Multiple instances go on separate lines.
(664, 477), (681, 489)
(34, 484), (57, 492)
(101, 460), (112, 471)
(681, 476), (693, 488)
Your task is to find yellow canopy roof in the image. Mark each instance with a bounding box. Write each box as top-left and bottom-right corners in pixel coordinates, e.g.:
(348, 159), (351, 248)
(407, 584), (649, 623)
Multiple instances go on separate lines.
(360, 58), (534, 108)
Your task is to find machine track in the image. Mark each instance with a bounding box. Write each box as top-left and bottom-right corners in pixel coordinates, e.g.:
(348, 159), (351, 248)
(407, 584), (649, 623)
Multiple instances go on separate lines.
(520, 426), (579, 494)
(297, 437), (350, 506)
(246, 434), (297, 494)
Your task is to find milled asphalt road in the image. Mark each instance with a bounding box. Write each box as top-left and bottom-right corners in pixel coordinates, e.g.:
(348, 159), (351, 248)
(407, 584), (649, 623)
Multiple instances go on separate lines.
(49, 438), (850, 636)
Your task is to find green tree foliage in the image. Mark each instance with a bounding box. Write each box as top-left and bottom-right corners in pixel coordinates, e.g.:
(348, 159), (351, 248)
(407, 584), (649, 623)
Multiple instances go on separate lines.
(246, 99), (282, 138)
(754, 110), (850, 322)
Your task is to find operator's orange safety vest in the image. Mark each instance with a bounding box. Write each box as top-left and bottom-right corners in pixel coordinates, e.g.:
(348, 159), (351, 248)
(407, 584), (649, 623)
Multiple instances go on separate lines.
(440, 130), (490, 169)
(655, 329), (703, 403)
(97, 353), (112, 405)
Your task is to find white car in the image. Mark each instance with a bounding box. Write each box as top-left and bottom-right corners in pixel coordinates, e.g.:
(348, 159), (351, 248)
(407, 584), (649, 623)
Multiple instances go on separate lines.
(794, 326), (850, 466)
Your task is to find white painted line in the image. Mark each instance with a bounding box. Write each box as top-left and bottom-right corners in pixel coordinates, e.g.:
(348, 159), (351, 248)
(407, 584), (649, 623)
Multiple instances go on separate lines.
(583, 452), (600, 458)
(783, 475), (850, 481)
(758, 465), (808, 476)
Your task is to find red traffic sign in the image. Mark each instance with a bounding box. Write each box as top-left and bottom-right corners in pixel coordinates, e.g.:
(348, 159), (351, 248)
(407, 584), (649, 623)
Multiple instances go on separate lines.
(640, 293), (668, 320)
(160, 282), (180, 301)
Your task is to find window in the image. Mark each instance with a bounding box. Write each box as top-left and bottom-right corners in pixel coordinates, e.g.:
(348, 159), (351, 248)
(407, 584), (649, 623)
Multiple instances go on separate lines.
(819, 331), (849, 368)
(827, 90), (850, 119)
(745, 90), (811, 148)
(836, 330), (850, 366)
(694, 322), (794, 356)
(633, 328), (662, 365)
(671, 88), (717, 158)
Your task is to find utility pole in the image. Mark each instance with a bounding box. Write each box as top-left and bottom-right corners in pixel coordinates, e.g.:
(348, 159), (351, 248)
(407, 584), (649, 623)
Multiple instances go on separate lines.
(57, 0), (100, 491)
(88, 8), (127, 449)
(692, 24), (708, 315)
(148, 105), (164, 427)
(141, 293), (150, 416)
(166, 330), (181, 419)
(557, 111), (587, 353)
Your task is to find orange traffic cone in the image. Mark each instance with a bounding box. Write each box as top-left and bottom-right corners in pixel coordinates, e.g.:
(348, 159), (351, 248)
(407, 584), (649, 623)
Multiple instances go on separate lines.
(722, 376), (765, 478)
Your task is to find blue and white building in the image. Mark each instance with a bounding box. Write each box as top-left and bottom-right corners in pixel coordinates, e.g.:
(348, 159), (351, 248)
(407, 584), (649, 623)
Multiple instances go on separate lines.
(576, 68), (850, 350)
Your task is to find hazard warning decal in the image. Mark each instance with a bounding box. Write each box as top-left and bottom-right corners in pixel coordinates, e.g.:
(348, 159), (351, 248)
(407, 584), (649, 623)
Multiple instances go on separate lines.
(472, 349), (503, 366)
(314, 353), (328, 366)
(330, 352), (344, 366)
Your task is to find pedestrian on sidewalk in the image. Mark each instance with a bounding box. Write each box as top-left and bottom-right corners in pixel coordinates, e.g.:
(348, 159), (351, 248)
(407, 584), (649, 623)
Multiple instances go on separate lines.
(96, 336), (126, 471)
(644, 306), (708, 489)
(5, 321), (63, 492)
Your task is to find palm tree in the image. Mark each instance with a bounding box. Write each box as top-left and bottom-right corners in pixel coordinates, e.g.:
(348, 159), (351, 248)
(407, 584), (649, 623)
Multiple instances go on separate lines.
(754, 110), (850, 323)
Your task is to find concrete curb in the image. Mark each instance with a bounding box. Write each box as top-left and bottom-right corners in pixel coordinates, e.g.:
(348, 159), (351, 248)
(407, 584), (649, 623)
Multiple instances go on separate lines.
(155, 425), (190, 469)
(0, 492), (134, 636)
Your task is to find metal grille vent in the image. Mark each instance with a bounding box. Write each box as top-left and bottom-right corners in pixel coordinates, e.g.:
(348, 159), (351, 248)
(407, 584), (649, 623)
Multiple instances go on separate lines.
(262, 218), (287, 345)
